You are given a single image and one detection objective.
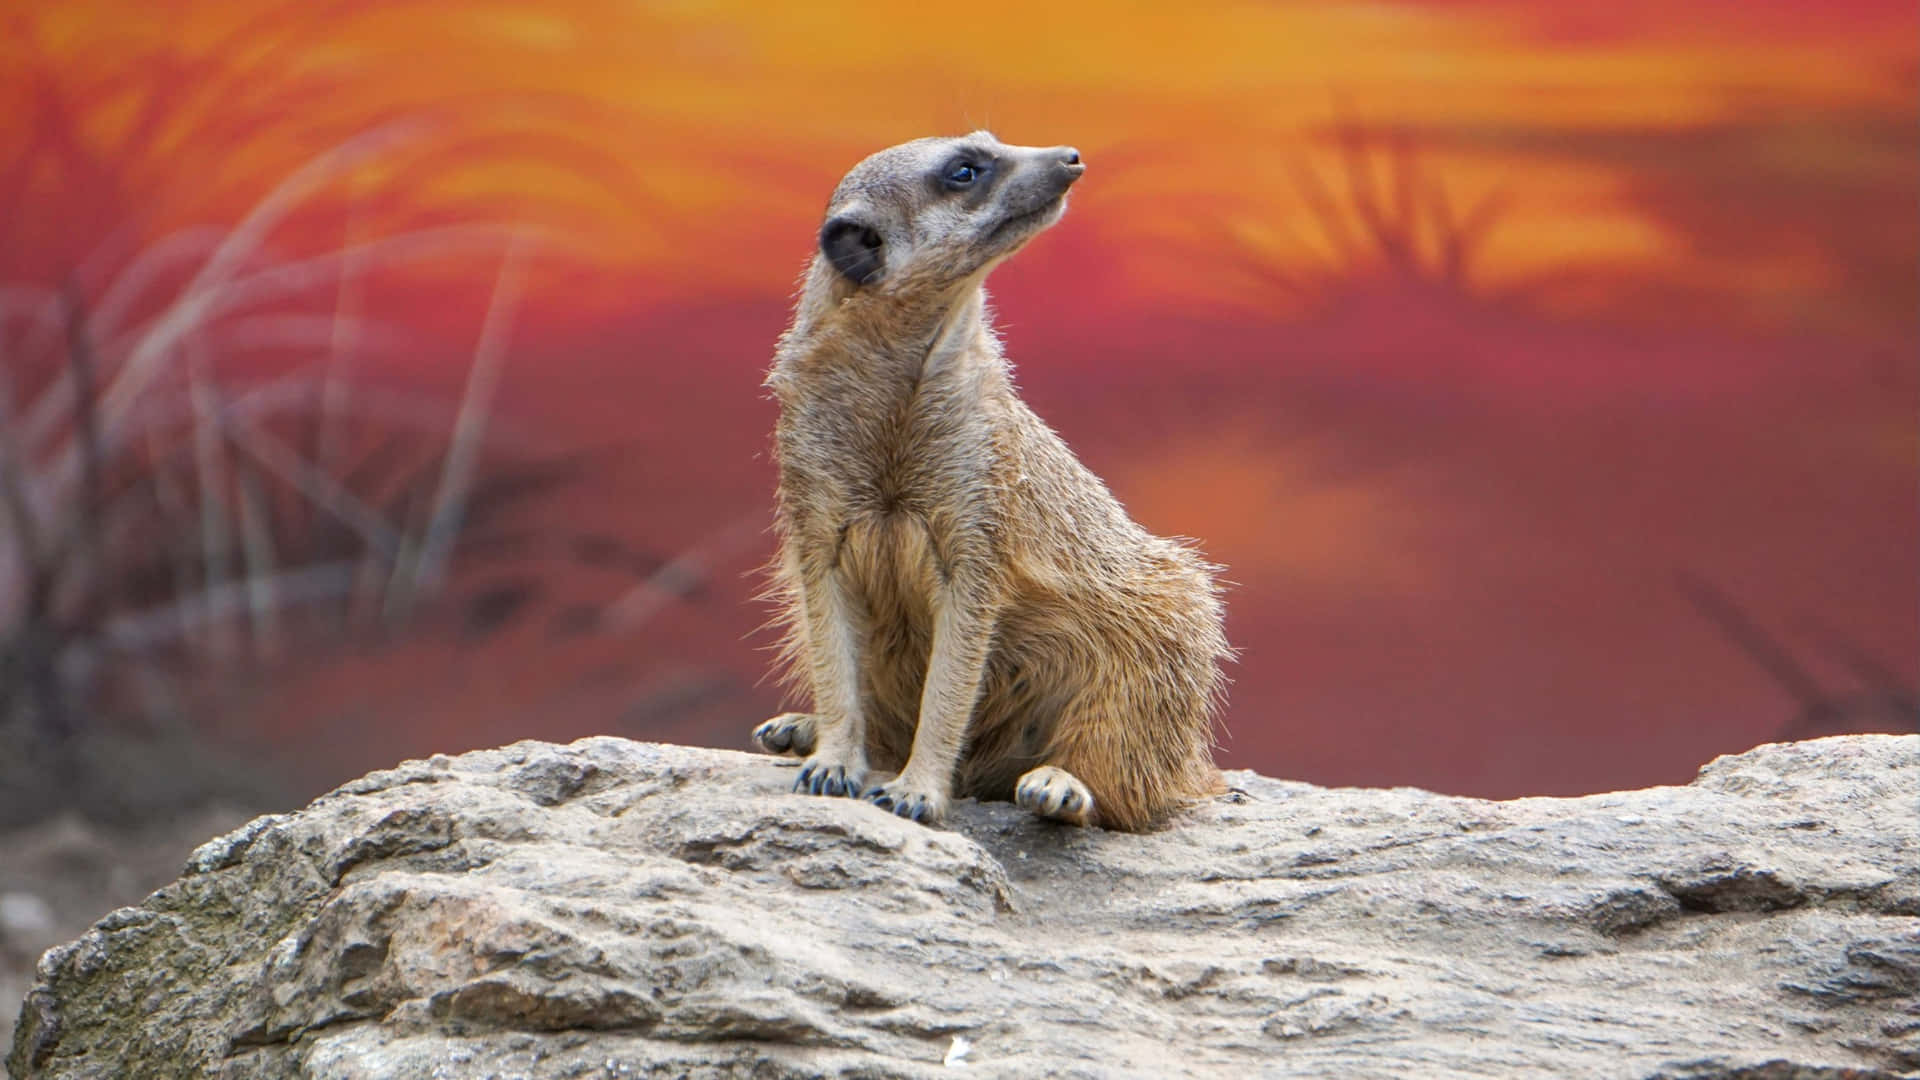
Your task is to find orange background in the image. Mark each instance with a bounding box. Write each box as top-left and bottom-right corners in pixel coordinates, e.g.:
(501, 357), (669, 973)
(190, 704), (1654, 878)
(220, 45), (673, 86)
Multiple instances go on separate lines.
(4, 0), (1915, 798)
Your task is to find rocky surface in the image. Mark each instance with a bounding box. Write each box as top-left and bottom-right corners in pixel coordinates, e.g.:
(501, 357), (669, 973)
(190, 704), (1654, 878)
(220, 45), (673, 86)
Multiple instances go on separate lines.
(8, 734), (1918, 1079)
(0, 806), (256, 1059)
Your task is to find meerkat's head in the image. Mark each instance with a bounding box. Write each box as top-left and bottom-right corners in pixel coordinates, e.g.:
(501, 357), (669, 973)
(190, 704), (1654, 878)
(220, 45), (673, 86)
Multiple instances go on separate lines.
(814, 131), (1083, 297)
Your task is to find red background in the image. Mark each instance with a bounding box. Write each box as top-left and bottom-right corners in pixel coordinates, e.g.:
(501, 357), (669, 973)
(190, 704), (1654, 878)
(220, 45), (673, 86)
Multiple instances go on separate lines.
(3, 0), (1914, 800)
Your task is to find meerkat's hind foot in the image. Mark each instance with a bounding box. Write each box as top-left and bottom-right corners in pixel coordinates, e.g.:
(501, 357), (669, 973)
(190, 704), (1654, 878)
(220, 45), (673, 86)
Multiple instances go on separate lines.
(753, 712), (818, 757)
(1015, 765), (1096, 827)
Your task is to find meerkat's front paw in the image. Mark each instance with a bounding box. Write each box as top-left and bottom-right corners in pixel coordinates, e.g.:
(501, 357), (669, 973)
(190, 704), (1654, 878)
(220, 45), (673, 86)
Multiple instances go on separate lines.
(1015, 765), (1096, 826)
(863, 780), (947, 825)
(752, 712), (818, 757)
(794, 754), (866, 798)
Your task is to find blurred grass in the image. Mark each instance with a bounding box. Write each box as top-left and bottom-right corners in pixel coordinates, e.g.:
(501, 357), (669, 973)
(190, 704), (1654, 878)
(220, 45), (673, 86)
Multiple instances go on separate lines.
(0, 125), (605, 827)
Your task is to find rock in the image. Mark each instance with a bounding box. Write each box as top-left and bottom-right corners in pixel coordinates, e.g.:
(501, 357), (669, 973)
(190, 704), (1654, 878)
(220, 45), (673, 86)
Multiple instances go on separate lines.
(8, 734), (1917, 1079)
(0, 806), (258, 1062)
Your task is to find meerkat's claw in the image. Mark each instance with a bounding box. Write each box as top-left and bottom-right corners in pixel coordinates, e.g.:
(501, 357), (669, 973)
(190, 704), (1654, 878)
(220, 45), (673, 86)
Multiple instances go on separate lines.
(863, 782), (944, 825)
(753, 712), (818, 757)
(794, 758), (864, 797)
(1015, 765), (1096, 826)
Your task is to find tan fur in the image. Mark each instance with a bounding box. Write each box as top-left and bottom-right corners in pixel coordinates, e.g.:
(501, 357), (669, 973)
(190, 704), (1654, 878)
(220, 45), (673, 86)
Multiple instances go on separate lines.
(755, 132), (1231, 831)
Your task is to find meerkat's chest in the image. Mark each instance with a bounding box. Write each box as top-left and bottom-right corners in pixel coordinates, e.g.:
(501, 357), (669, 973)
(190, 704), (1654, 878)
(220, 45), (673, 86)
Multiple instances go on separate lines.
(837, 511), (942, 629)
(777, 390), (993, 629)
(780, 390), (990, 519)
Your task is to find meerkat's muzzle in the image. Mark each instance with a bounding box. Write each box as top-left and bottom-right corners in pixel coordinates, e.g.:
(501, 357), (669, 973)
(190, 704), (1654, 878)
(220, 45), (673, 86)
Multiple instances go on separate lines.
(993, 145), (1085, 240)
(1013, 145), (1084, 197)
(1051, 146), (1085, 187)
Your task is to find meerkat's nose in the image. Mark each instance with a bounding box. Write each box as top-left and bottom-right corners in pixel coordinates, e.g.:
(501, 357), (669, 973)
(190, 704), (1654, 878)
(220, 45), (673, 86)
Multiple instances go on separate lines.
(1057, 147), (1085, 181)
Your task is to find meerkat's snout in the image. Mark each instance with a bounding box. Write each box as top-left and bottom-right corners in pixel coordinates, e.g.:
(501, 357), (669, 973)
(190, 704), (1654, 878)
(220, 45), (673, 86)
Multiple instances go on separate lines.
(1040, 146), (1085, 192)
(979, 144), (1085, 253)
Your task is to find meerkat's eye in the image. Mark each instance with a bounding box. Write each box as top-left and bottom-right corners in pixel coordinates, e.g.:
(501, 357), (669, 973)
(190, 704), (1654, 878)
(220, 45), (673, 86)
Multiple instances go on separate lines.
(943, 160), (979, 188)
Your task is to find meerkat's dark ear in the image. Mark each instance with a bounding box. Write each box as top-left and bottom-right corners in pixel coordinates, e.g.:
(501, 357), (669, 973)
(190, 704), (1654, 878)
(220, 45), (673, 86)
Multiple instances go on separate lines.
(820, 214), (885, 286)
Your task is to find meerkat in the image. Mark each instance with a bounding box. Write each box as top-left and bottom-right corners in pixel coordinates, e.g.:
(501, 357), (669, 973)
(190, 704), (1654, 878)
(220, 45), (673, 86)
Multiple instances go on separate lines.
(750, 132), (1231, 831)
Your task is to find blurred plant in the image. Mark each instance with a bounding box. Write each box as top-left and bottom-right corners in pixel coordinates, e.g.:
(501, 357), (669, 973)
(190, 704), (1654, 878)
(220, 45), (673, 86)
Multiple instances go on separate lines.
(0, 123), (606, 823)
(1204, 112), (1514, 312)
(1, 5), (738, 822)
(1675, 571), (1918, 739)
(1, 3), (657, 290)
